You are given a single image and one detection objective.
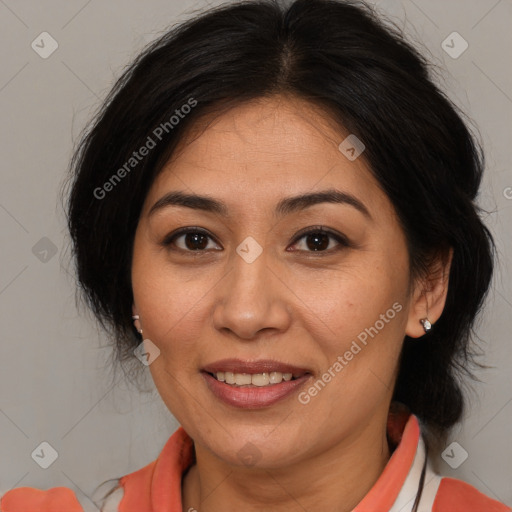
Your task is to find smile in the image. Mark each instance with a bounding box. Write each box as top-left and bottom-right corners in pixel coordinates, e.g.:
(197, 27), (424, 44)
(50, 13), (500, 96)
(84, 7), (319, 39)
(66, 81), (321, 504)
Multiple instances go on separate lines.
(201, 359), (312, 408)
(209, 371), (297, 386)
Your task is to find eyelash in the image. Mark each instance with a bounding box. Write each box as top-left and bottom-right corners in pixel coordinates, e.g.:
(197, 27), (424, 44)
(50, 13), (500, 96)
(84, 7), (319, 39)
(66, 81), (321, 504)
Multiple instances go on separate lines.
(161, 225), (351, 255)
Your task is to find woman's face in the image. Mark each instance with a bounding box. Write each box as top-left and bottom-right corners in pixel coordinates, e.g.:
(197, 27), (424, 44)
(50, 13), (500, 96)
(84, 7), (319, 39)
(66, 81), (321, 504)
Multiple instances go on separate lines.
(131, 95), (420, 468)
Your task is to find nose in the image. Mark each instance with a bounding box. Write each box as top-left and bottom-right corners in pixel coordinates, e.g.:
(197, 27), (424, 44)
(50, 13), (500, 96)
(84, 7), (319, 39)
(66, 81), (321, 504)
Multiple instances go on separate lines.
(212, 246), (292, 341)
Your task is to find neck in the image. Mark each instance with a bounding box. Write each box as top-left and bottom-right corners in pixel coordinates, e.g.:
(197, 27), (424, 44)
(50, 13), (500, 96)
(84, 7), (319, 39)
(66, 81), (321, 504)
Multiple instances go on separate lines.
(181, 414), (392, 512)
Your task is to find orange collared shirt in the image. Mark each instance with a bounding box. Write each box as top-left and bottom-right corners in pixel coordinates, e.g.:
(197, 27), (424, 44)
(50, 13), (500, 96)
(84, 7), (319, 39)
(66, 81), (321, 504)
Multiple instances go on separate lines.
(2, 411), (510, 511)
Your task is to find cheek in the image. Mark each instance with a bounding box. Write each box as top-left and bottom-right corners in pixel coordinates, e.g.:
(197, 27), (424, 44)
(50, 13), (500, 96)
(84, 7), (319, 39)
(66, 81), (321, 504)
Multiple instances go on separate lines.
(296, 283), (406, 414)
(133, 275), (206, 358)
(130, 241), (203, 360)
(289, 262), (407, 345)
(291, 258), (408, 398)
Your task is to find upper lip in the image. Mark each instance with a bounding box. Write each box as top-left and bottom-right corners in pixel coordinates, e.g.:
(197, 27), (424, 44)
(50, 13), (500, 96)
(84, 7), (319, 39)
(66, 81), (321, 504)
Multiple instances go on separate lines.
(202, 358), (311, 377)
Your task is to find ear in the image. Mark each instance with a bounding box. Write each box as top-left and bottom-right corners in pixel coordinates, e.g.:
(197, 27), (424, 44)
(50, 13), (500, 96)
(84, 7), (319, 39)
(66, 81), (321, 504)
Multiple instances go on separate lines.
(405, 248), (453, 338)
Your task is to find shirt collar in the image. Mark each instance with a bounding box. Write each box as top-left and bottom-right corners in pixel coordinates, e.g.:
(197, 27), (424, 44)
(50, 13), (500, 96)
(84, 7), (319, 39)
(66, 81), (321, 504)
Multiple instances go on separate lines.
(120, 404), (420, 512)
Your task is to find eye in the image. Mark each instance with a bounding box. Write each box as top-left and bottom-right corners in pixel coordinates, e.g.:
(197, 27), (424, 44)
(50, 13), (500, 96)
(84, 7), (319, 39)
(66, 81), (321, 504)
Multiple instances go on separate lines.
(162, 225), (351, 254)
(162, 227), (221, 252)
(288, 226), (350, 253)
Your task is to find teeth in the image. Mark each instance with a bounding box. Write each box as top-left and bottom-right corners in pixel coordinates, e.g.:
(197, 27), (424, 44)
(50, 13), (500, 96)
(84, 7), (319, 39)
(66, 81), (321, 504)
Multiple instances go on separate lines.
(269, 371), (283, 384)
(235, 373), (252, 385)
(214, 371), (295, 386)
(251, 373), (269, 386)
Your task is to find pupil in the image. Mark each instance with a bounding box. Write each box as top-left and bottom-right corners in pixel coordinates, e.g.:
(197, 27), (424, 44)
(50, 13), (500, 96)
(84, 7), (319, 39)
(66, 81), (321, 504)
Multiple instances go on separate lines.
(185, 233), (208, 250)
(307, 233), (329, 251)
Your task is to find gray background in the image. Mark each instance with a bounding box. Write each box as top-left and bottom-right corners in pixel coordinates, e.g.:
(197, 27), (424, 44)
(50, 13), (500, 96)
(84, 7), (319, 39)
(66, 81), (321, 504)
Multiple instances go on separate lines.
(0, 0), (511, 509)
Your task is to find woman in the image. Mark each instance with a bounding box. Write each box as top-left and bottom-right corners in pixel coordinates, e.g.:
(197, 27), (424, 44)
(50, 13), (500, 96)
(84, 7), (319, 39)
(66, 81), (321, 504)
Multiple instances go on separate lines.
(1, 0), (510, 510)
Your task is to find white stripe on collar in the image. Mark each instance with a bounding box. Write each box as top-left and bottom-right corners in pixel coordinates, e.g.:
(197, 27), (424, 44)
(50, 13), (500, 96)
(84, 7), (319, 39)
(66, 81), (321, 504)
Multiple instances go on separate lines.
(389, 432), (442, 512)
(100, 485), (124, 512)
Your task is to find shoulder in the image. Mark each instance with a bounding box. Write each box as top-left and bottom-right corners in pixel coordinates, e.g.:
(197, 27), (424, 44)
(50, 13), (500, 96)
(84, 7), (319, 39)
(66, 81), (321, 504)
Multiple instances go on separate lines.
(432, 477), (511, 512)
(0, 479), (125, 512)
(0, 487), (85, 511)
(0, 431), (178, 512)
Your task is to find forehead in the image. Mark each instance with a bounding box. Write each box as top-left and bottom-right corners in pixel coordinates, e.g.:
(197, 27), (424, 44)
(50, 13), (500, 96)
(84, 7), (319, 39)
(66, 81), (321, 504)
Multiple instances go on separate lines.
(142, 95), (391, 219)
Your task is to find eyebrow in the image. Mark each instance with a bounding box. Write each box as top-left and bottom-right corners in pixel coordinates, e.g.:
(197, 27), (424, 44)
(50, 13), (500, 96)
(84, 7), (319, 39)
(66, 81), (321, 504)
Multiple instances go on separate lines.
(148, 188), (372, 220)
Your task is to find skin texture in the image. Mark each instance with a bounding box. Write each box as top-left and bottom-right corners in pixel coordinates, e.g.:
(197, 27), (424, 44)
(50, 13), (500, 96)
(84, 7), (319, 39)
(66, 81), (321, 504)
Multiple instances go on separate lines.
(131, 95), (451, 512)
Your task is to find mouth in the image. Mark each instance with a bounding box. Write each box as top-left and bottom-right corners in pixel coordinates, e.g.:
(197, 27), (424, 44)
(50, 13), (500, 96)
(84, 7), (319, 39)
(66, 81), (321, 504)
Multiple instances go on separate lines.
(201, 359), (312, 408)
(202, 358), (311, 386)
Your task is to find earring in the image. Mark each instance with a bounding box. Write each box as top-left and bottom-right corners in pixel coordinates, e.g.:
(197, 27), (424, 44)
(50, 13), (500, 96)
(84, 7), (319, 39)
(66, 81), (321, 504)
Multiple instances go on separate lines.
(132, 315), (143, 335)
(419, 318), (432, 333)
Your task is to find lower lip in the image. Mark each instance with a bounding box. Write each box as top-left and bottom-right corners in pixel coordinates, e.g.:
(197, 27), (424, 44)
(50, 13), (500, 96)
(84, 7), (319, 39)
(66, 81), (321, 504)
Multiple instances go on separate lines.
(202, 372), (311, 409)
